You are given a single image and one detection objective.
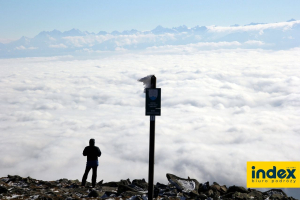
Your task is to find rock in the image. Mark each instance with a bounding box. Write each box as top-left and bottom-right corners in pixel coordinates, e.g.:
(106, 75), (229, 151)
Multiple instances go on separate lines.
(121, 190), (144, 198)
(58, 178), (68, 183)
(232, 191), (251, 200)
(263, 189), (288, 198)
(8, 175), (23, 182)
(156, 182), (168, 189)
(88, 189), (103, 197)
(198, 181), (210, 193)
(44, 181), (56, 188)
(270, 193), (286, 199)
(227, 185), (248, 193)
(222, 192), (235, 199)
(162, 188), (178, 197)
(247, 189), (263, 200)
(97, 179), (103, 185)
(0, 186), (8, 194)
(0, 174), (298, 200)
(206, 189), (214, 197)
(101, 186), (118, 193)
(102, 179), (130, 187)
(117, 184), (140, 194)
(126, 178), (132, 185)
(210, 184), (220, 192)
(198, 193), (208, 200)
(132, 178), (148, 190)
(166, 173), (200, 194)
(101, 181), (119, 187)
(220, 185), (227, 193)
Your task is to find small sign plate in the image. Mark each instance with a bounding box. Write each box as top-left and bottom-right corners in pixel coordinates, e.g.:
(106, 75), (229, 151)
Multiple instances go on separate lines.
(145, 88), (161, 116)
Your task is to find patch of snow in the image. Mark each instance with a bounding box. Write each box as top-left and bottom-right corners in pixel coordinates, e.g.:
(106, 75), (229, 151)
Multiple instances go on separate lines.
(3, 195), (24, 199)
(29, 195), (39, 199)
(177, 180), (195, 192)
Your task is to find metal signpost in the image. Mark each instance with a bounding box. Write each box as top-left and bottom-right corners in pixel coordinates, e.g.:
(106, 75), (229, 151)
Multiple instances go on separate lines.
(139, 75), (161, 200)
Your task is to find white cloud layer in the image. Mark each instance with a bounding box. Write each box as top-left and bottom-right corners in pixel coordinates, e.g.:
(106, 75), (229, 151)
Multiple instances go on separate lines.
(0, 46), (300, 196)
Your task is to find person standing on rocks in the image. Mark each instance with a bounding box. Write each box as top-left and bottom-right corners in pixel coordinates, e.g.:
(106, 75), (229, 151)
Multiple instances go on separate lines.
(81, 138), (101, 187)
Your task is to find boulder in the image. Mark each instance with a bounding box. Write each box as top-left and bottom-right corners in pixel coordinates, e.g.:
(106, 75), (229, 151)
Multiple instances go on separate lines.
(121, 190), (144, 198)
(100, 191), (118, 198)
(198, 181), (210, 193)
(0, 186), (8, 194)
(220, 185), (227, 193)
(7, 175), (23, 182)
(166, 173), (200, 194)
(232, 192), (251, 200)
(247, 189), (263, 200)
(206, 189), (214, 197)
(132, 178), (148, 190)
(97, 179), (103, 185)
(155, 182), (168, 190)
(227, 185), (248, 193)
(222, 192), (235, 199)
(68, 179), (80, 185)
(263, 189), (287, 198)
(117, 184), (139, 195)
(101, 186), (118, 193)
(58, 178), (68, 184)
(88, 189), (104, 197)
(102, 179), (130, 187)
(161, 188), (178, 197)
(198, 192), (208, 200)
(210, 184), (221, 192)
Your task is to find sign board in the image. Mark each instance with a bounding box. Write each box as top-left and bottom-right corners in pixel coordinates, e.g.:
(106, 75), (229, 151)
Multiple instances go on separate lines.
(145, 88), (161, 116)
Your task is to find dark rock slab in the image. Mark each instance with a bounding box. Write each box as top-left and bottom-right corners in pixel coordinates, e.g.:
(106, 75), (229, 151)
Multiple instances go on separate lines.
(198, 181), (210, 193)
(121, 190), (144, 198)
(101, 186), (118, 193)
(0, 185), (8, 194)
(117, 184), (140, 194)
(227, 185), (248, 193)
(155, 182), (168, 190)
(222, 191), (235, 199)
(220, 185), (227, 193)
(198, 192), (208, 200)
(132, 178), (148, 190)
(88, 189), (104, 197)
(7, 175), (23, 182)
(102, 179), (130, 187)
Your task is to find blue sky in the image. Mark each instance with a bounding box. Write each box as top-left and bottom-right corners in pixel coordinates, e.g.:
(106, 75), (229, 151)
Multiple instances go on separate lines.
(1, 0), (300, 41)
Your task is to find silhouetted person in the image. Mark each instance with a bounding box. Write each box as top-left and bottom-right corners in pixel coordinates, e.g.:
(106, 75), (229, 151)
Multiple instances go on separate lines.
(81, 138), (101, 187)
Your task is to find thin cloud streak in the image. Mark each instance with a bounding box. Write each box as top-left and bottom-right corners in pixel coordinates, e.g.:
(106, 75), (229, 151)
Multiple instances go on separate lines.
(207, 20), (300, 32)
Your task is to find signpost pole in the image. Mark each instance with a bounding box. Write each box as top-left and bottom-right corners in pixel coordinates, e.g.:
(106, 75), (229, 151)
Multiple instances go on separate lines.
(148, 75), (156, 200)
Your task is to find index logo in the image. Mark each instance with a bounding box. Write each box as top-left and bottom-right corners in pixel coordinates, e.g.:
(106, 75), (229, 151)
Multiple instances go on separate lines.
(247, 162), (300, 188)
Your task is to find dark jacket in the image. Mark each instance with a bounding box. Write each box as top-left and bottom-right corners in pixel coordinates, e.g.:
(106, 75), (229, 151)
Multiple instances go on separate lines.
(83, 146), (101, 161)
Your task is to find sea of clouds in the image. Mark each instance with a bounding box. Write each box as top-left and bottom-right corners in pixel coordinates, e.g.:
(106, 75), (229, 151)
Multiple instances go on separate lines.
(1, 21), (300, 197)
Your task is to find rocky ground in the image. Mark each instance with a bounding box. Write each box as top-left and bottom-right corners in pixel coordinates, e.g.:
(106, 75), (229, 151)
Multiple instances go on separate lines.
(0, 173), (297, 200)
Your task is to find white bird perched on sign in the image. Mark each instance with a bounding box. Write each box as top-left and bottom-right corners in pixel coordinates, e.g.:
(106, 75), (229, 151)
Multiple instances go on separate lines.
(138, 75), (154, 93)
